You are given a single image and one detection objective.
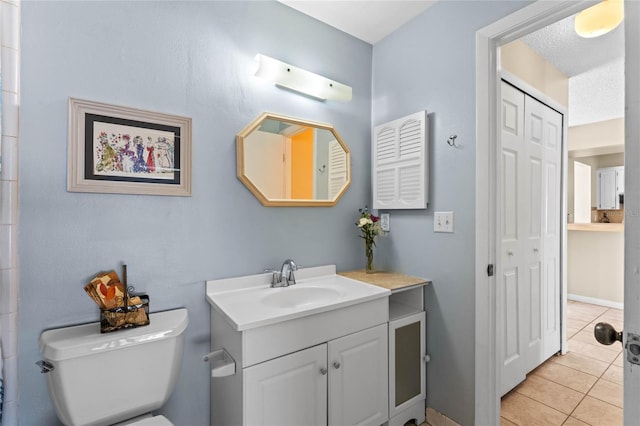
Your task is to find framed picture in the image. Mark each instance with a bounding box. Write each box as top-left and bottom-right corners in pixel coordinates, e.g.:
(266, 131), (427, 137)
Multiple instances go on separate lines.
(68, 98), (192, 196)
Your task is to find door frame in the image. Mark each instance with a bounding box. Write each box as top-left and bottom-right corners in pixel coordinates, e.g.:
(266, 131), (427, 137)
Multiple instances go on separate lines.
(474, 1), (593, 423)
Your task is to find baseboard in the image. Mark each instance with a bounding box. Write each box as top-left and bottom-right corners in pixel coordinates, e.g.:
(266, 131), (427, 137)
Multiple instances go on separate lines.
(568, 294), (623, 310)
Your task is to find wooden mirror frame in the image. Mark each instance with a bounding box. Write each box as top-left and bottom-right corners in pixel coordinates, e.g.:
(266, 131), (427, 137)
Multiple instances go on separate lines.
(236, 112), (351, 207)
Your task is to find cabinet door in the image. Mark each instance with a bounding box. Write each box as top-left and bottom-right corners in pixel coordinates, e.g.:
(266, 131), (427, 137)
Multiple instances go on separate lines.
(616, 167), (624, 195)
(328, 324), (389, 426)
(389, 312), (426, 418)
(372, 111), (428, 210)
(597, 168), (617, 209)
(243, 344), (327, 426)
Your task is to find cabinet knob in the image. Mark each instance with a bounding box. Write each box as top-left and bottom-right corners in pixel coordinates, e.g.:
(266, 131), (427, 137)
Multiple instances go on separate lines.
(333, 362), (341, 369)
(320, 368), (328, 376)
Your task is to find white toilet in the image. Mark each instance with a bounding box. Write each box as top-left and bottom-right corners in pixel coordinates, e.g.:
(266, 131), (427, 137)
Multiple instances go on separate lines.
(38, 308), (188, 426)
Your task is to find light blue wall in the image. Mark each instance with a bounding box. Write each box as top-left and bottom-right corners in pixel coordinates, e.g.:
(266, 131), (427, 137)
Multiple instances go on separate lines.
(371, 1), (529, 424)
(18, 2), (371, 424)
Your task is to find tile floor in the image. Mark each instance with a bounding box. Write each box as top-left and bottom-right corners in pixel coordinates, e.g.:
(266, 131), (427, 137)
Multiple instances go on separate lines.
(501, 300), (624, 426)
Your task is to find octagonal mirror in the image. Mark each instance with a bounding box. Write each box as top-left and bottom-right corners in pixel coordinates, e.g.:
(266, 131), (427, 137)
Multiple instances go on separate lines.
(237, 112), (350, 207)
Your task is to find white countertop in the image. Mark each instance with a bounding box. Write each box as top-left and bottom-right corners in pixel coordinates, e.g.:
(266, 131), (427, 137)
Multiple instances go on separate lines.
(206, 265), (390, 331)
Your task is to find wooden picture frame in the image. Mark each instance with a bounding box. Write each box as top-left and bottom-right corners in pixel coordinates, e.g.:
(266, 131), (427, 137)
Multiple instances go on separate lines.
(67, 98), (192, 196)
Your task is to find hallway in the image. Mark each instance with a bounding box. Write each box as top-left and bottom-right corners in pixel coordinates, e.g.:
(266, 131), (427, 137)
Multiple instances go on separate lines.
(501, 301), (624, 425)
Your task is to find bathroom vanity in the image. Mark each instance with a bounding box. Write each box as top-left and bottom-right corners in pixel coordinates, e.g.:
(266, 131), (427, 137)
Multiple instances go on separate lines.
(206, 265), (429, 426)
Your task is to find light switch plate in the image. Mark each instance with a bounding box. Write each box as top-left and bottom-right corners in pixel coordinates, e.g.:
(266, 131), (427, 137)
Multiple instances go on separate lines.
(434, 211), (454, 233)
(380, 213), (390, 232)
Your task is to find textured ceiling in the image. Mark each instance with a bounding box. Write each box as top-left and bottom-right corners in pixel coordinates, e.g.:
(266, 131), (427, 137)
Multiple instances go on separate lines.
(521, 14), (624, 78)
(520, 13), (624, 127)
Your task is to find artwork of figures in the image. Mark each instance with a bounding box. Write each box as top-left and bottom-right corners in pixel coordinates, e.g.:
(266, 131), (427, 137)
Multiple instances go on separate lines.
(92, 121), (176, 180)
(68, 98), (192, 196)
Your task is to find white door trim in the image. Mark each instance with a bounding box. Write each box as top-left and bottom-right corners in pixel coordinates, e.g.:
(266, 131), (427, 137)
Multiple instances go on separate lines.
(475, 1), (591, 423)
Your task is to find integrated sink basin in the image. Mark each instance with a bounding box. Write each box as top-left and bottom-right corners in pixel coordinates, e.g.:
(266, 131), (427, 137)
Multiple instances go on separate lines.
(206, 265), (390, 331)
(261, 286), (343, 309)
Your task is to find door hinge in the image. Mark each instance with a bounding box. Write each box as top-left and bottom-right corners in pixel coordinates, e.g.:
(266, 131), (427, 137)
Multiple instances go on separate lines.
(487, 264), (494, 277)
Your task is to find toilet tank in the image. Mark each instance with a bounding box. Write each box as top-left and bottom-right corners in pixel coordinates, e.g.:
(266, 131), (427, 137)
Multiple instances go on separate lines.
(39, 308), (188, 426)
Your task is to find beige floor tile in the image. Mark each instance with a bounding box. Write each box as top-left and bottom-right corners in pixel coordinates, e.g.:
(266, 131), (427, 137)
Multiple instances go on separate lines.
(567, 310), (593, 321)
(567, 318), (589, 330)
(614, 352), (624, 367)
(515, 375), (583, 414)
(567, 309), (603, 323)
(600, 308), (624, 320)
(588, 378), (623, 408)
(501, 418), (517, 426)
(562, 417), (590, 426)
(567, 308), (606, 323)
(602, 364), (623, 385)
(567, 339), (621, 363)
(566, 326), (581, 339)
(501, 392), (567, 426)
(570, 329), (597, 345)
(572, 396), (622, 426)
(551, 352), (609, 377)
(426, 407), (445, 426)
(444, 418), (461, 426)
(532, 361), (598, 393)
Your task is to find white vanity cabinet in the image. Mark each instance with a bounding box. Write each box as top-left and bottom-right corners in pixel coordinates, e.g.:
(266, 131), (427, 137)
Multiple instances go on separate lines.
(243, 324), (388, 426)
(206, 266), (391, 426)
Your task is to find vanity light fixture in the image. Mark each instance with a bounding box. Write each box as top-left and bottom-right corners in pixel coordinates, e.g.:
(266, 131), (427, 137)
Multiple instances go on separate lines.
(254, 54), (352, 102)
(575, 0), (624, 38)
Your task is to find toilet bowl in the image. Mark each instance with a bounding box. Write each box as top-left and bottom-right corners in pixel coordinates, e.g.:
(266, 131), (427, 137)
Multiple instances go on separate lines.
(39, 308), (188, 426)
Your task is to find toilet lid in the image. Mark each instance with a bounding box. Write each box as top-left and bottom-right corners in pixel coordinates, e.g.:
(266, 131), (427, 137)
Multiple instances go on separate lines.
(127, 415), (173, 426)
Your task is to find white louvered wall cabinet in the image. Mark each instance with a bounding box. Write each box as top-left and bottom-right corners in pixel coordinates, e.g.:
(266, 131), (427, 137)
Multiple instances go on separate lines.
(373, 111), (429, 210)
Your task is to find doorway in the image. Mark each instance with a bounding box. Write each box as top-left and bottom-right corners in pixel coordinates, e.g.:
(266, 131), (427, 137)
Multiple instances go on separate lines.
(497, 11), (625, 423)
(475, 1), (638, 424)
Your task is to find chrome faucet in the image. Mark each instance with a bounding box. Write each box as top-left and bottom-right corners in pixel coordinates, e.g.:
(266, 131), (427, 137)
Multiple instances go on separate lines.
(280, 259), (297, 286)
(267, 259), (298, 288)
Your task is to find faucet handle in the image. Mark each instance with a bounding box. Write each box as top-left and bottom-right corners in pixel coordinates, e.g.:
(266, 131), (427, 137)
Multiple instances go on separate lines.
(264, 269), (281, 286)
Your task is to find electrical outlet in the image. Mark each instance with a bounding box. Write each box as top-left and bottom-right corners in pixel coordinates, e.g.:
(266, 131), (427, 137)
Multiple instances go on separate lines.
(434, 211), (454, 233)
(380, 213), (390, 232)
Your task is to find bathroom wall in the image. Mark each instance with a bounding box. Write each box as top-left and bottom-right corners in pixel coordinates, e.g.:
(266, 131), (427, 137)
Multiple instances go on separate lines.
(19, 2), (372, 424)
(371, 1), (531, 424)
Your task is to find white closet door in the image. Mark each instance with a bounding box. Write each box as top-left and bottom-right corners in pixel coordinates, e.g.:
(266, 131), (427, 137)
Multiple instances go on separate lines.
(499, 81), (527, 395)
(542, 103), (562, 361)
(499, 81), (563, 395)
(523, 95), (545, 372)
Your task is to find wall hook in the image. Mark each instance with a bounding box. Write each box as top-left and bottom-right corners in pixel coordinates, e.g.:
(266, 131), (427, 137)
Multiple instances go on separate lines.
(447, 135), (458, 147)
